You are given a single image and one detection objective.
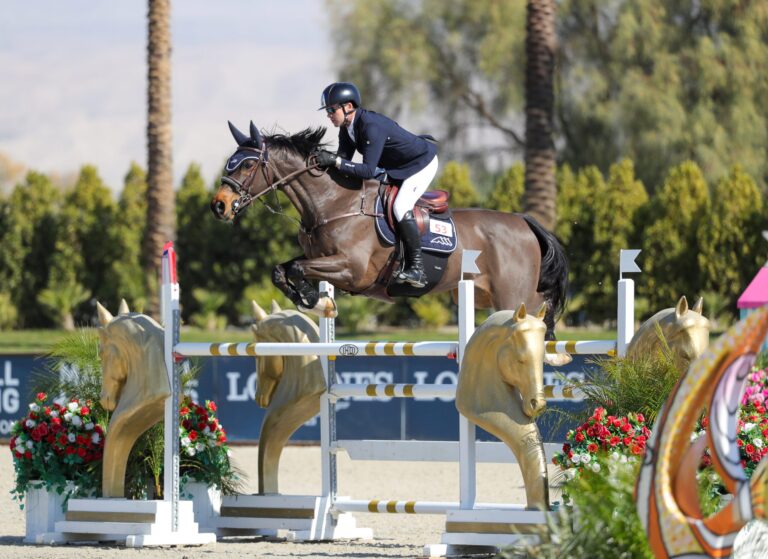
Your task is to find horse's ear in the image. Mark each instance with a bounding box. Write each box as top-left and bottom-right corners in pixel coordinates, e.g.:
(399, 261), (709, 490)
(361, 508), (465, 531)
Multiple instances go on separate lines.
(514, 303), (527, 322)
(228, 121), (249, 146)
(536, 303), (547, 319)
(693, 296), (703, 314)
(118, 299), (130, 315)
(96, 301), (114, 326)
(675, 295), (689, 319)
(270, 300), (281, 314)
(249, 121), (263, 146)
(251, 300), (268, 323)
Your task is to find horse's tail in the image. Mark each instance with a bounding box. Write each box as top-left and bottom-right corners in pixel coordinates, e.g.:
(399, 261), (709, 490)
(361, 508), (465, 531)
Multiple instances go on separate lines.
(521, 214), (569, 335)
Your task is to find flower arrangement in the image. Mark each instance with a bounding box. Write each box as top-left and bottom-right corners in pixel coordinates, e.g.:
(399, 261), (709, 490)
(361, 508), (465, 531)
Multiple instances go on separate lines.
(553, 407), (650, 472)
(179, 397), (240, 493)
(9, 392), (105, 506)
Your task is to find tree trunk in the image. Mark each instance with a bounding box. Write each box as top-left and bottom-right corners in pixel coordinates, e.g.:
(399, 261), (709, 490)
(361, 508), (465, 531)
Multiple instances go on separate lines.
(523, 0), (557, 231)
(142, 0), (174, 318)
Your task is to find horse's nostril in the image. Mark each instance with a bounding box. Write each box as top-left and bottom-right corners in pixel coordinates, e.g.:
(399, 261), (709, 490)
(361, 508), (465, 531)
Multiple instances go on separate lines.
(211, 200), (225, 218)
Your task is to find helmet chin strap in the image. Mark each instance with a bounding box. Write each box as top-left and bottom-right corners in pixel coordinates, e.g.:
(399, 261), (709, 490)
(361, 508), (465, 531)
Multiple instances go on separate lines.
(341, 105), (356, 123)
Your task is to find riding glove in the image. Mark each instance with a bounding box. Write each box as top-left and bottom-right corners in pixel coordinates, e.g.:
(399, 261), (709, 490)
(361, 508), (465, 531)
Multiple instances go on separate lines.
(314, 150), (339, 169)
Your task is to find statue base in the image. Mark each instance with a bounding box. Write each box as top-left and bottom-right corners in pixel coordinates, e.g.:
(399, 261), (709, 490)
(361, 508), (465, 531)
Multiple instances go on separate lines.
(217, 494), (372, 541)
(32, 498), (216, 547)
(424, 508), (555, 557)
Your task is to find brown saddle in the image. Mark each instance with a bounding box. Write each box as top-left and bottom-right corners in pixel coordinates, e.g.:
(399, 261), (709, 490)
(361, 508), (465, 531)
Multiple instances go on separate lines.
(382, 185), (450, 234)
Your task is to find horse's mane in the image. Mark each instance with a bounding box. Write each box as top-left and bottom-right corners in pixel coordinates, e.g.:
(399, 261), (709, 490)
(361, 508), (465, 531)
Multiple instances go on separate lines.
(265, 127), (327, 158)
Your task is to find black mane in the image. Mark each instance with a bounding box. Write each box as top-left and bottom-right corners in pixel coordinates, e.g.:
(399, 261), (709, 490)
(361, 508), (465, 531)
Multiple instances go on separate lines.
(265, 127), (327, 158)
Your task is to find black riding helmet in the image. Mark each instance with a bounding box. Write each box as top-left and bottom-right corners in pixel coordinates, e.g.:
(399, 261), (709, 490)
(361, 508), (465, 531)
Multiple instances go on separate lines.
(319, 82), (361, 111)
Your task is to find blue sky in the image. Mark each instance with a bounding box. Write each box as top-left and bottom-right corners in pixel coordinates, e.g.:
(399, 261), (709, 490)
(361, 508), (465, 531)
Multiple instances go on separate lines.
(0, 1), (334, 192)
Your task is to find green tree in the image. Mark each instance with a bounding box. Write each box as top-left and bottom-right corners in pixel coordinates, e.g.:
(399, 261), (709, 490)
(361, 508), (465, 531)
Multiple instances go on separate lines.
(435, 161), (480, 208)
(176, 163), (213, 321)
(558, 0), (768, 191)
(485, 163), (524, 213)
(641, 161), (710, 314)
(106, 163), (148, 311)
(699, 166), (765, 312)
(0, 172), (60, 327)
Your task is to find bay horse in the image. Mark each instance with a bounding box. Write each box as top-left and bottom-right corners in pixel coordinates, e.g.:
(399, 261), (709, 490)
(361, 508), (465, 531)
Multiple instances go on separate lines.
(211, 122), (568, 353)
(455, 303), (549, 510)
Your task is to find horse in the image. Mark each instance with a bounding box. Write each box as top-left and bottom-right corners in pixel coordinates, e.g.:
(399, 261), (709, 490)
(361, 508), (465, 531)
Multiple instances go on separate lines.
(455, 303), (550, 511)
(251, 300), (326, 494)
(97, 300), (170, 498)
(210, 122), (569, 364)
(626, 295), (710, 373)
(636, 307), (768, 558)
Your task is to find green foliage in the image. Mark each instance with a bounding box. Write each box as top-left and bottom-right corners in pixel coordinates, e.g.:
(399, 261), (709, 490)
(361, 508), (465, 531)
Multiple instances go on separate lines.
(0, 292), (18, 330)
(411, 293), (451, 329)
(105, 163), (148, 311)
(698, 166), (766, 312)
(37, 280), (91, 331)
(328, 0), (526, 154)
(514, 458), (652, 559)
(239, 277), (293, 323)
(189, 288), (228, 331)
(485, 163), (524, 212)
(558, 0), (768, 192)
(335, 295), (386, 334)
(557, 350), (681, 427)
(435, 161), (480, 208)
(641, 161), (710, 314)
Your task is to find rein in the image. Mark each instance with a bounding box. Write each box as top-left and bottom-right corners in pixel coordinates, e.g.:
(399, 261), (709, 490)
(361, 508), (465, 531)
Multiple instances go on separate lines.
(222, 146), (382, 233)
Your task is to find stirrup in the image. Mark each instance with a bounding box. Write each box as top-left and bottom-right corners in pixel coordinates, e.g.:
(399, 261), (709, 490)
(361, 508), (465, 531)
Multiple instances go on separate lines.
(397, 268), (427, 288)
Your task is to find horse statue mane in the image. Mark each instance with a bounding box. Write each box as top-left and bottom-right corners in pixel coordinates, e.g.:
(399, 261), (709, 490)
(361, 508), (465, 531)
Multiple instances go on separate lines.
(636, 307), (768, 558)
(251, 300), (326, 494)
(455, 303), (550, 511)
(97, 300), (170, 498)
(626, 295), (710, 372)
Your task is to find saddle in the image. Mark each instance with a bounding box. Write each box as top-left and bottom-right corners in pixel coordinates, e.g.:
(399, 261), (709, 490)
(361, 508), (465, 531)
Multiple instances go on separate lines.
(381, 184), (450, 235)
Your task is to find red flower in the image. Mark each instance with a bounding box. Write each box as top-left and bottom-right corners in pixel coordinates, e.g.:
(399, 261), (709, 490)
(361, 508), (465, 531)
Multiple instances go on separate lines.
(609, 436), (620, 446)
(24, 451), (32, 459)
(188, 431), (198, 441)
(623, 436), (632, 446)
(180, 407), (190, 416)
(77, 447), (87, 458)
(36, 392), (47, 401)
(746, 444), (755, 454)
(738, 439), (744, 447)
(206, 401), (217, 412)
(197, 421), (207, 430)
(620, 423), (631, 433)
(636, 413), (645, 423)
(80, 406), (90, 415)
(65, 447), (76, 455)
(575, 432), (585, 443)
(587, 443), (598, 453)
(631, 445), (643, 455)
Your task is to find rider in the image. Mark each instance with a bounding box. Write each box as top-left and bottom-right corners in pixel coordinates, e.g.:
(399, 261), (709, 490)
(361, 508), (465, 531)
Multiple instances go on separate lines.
(314, 82), (438, 289)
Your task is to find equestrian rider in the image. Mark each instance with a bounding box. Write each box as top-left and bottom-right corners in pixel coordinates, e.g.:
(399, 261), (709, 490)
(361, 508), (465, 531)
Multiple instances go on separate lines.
(314, 82), (438, 289)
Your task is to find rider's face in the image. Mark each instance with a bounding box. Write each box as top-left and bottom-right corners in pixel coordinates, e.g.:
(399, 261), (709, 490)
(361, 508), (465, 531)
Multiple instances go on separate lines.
(326, 103), (354, 127)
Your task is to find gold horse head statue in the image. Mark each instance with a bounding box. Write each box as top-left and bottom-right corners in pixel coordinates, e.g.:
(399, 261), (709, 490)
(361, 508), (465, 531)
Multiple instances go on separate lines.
(97, 300), (170, 497)
(250, 301), (326, 494)
(627, 295), (710, 372)
(456, 303), (550, 510)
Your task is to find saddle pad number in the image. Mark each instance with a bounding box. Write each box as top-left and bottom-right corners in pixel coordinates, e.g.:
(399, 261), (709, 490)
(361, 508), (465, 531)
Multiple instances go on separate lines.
(429, 220), (453, 237)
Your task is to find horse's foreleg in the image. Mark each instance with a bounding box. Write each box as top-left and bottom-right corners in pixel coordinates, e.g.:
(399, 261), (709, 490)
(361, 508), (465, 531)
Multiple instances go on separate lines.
(284, 254), (358, 318)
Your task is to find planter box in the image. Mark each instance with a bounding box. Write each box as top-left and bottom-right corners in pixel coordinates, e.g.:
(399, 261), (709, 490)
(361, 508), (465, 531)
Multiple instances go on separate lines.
(24, 484), (69, 543)
(183, 481), (221, 534)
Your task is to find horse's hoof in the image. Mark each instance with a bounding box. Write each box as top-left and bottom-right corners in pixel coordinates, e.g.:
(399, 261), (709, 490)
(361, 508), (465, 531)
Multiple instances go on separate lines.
(544, 352), (573, 367)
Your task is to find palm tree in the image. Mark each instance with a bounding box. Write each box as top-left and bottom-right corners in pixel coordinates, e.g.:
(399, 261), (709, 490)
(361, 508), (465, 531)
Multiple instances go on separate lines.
(142, 0), (174, 317)
(522, 0), (557, 231)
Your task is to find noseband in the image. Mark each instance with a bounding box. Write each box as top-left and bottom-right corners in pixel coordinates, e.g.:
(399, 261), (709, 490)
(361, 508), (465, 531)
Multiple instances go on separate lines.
(220, 145), (324, 219)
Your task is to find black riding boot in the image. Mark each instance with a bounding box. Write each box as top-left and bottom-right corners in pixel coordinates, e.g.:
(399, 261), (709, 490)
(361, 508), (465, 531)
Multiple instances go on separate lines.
(396, 211), (427, 288)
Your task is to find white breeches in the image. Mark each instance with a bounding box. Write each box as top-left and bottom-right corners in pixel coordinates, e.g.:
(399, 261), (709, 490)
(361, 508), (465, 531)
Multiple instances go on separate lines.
(393, 156), (439, 221)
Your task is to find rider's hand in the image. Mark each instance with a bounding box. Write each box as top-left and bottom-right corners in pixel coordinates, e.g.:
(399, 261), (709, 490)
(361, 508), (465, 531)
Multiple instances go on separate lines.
(314, 150), (339, 169)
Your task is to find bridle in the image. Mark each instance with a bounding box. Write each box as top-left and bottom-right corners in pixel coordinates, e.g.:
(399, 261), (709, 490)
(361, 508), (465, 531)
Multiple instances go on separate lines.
(220, 144), (324, 220)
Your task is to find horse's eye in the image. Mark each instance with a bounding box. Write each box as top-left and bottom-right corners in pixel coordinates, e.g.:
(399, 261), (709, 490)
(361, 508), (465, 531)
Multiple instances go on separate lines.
(243, 161), (254, 170)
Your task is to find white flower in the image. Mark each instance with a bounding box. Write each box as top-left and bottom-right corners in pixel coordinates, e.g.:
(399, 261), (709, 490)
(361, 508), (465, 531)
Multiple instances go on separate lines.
(91, 432), (101, 444)
(203, 426), (210, 435)
(744, 423), (756, 432)
(610, 452), (620, 461)
(68, 433), (76, 443)
(590, 462), (601, 473)
(709, 472), (720, 483)
(26, 440), (33, 449)
(50, 411), (59, 418)
(63, 413), (73, 422)
(755, 439), (764, 448)
(71, 415), (82, 427)
(85, 422), (94, 431)
(619, 455), (628, 463)
(181, 437), (191, 447)
(29, 403), (39, 412)
(195, 442), (205, 452)
(25, 419), (36, 428)
(67, 402), (79, 412)
(187, 448), (196, 457)
(227, 450), (232, 457)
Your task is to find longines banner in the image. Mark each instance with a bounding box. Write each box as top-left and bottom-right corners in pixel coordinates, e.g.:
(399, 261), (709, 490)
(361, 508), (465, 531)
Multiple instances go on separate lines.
(0, 353), (592, 442)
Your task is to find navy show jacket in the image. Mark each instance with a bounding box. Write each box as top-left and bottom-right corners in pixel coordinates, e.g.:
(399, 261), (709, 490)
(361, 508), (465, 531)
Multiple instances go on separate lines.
(336, 108), (437, 181)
